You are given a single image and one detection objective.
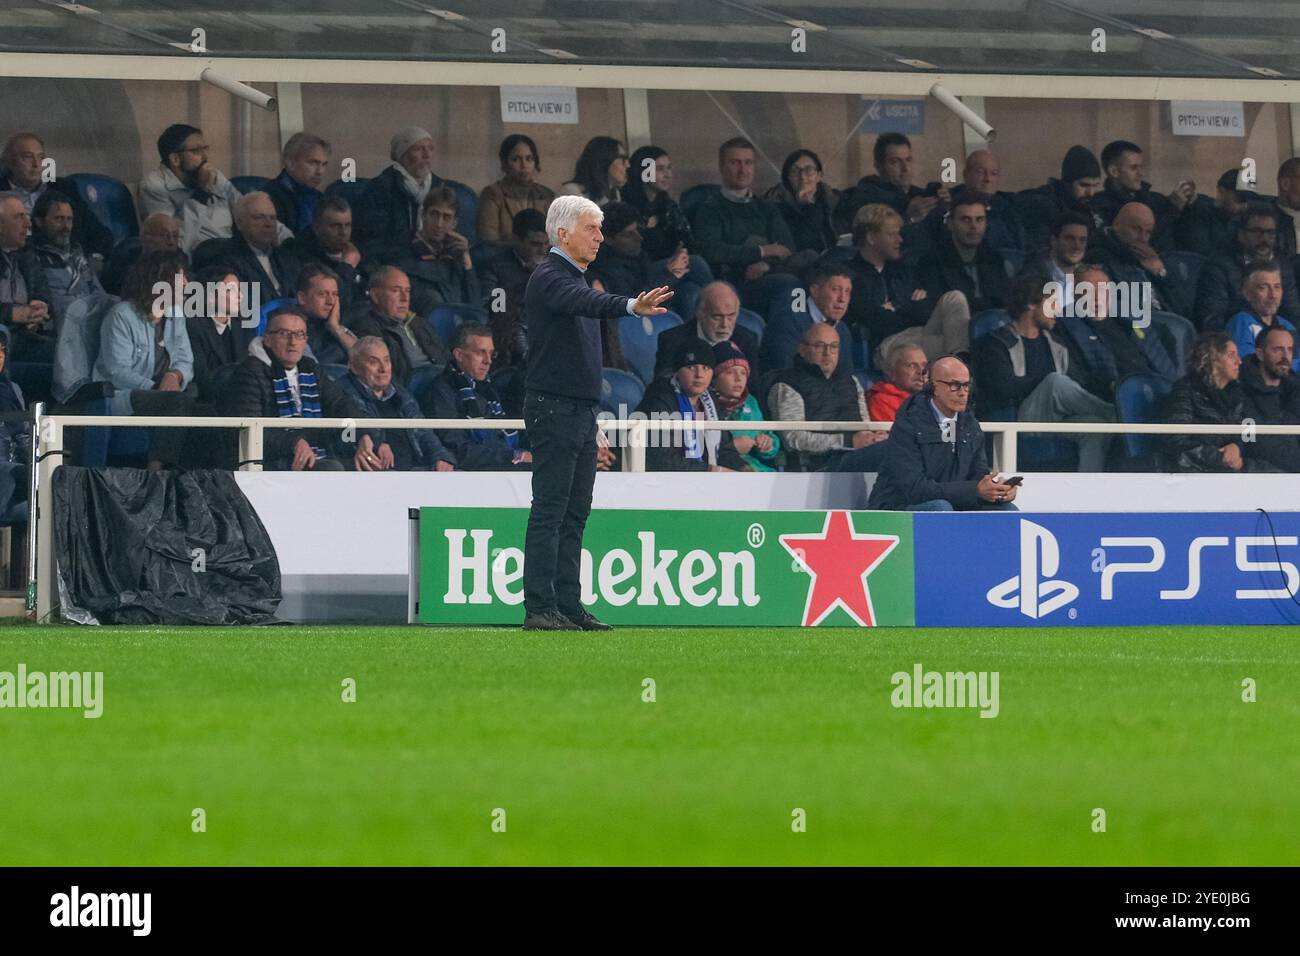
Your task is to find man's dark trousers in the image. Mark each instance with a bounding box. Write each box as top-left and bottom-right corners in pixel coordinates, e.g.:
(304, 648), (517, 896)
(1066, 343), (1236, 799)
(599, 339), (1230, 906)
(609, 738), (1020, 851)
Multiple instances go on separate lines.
(522, 389), (599, 614)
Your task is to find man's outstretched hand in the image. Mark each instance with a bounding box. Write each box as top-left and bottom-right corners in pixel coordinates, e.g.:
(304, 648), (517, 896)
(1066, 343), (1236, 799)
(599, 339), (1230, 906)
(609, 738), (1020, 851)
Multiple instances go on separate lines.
(632, 286), (675, 316)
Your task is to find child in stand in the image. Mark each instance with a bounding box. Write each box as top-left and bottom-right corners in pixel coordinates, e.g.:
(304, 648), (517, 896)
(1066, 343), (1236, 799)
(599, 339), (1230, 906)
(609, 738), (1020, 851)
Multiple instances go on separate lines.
(710, 340), (781, 472)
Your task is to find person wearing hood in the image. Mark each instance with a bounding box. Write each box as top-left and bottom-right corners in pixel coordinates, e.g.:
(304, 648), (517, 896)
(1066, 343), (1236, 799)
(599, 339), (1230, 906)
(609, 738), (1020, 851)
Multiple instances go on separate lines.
(356, 126), (445, 257)
(710, 339), (780, 471)
(634, 337), (748, 472)
(1014, 145), (1105, 254)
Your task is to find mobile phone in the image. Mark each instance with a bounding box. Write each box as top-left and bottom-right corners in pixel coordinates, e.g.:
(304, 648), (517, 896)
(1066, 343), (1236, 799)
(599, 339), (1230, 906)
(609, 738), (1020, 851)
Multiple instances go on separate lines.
(1004, 475), (1024, 487)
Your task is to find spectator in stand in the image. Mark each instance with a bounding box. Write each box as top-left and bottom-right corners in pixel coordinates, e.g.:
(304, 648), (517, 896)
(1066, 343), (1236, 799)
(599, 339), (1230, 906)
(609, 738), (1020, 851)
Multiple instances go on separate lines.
(1194, 203), (1300, 330)
(0, 192), (55, 363)
(623, 146), (695, 262)
(1052, 264), (1177, 404)
(0, 132), (113, 261)
(1160, 332), (1278, 473)
(102, 213), (180, 296)
(0, 331), (30, 523)
(1024, 212), (1090, 289)
(866, 342), (928, 423)
(1090, 201), (1192, 317)
(263, 132), (331, 236)
(767, 322), (885, 472)
(918, 150), (1023, 257)
(1089, 139), (1189, 252)
(1015, 145), (1104, 254)
(141, 124), (272, 254)
(356, 126), (443, 256)
(710, 339), (781, 471)
(915, 191), (1011, 314)
(424, 323), (532, 471)
(559, 136), (629, 206)
(693, 137), (806, 314)
(761, 261), (853, 373)
(841, 203), (935, 357)
(385, 186), (480, 316)
(763, 149), (841, 257)
(349, 266), (447, 389)
(972, 271), (1114, 472)
(590, 202), (704, 328)
(294, 264), (357, 367)
(192, 191), (302, 301)
(31, 191), (104, 319)
(654, 280), (758, 378)
(1225, 261), (1300, 372)
(476, 134), (555, 243)
(836, 132), (946, 237)
(285, 196), (368, 314)
(1272, 157), (1300, 259)
(1240, 325), (1300, 472)
(867, 355), (1018, 512)
(1174, 167), (1259, 257)
(90, 249), (196, 470)
(479, 207), (549, 310)
(225, 305), (380, 471)
(336, 336), (456, 472)
(185, 265), (249, 404)
(635, 337), (747, 472)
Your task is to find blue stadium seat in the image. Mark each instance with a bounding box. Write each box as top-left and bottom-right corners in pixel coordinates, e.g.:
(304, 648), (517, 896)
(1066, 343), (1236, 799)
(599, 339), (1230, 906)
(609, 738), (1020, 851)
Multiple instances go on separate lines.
(600, 368), (645, 416)
(1115, 373), (1174, 459)
(443, 179), (479, 245)
(1150, 310), (1195, 377)
(257, 296), (296, 337)
(618, 310), (683, 384)
(427, 303), (489, 347)
(1164, 251), (1206, 290)
(63, 173), (138, 245)
(999, 249), (1025, 276)
(853, 368), (879, 392)
(230, 175), (270, 195)
(971, 308), (1012, 342)
(325, 177), (372, 210)
(320, 364), (350, 382)
(736, 308), (765, 347)
(680, 184), (721, 224)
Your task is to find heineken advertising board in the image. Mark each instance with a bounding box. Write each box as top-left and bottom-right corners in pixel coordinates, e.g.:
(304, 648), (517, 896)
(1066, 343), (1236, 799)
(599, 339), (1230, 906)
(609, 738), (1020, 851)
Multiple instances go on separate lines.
(418, 508), (915, 626)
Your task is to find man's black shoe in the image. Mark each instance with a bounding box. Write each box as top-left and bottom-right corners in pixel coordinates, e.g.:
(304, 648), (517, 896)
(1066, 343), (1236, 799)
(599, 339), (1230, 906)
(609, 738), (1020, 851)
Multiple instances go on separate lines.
(522, 609), (579, 631)
(561, 607), (613, 631)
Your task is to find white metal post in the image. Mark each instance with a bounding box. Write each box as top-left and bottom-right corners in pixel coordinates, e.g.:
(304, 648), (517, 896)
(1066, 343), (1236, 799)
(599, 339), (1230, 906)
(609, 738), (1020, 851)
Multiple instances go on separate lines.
(35, 416), (63, 622)
(994, 427), (1017, 475)
(240, 423), (264, 472)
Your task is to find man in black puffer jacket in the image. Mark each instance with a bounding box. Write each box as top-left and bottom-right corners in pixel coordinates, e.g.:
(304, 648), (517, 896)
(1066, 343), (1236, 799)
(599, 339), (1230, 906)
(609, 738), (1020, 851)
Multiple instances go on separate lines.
(1239, 324), (1300, 472)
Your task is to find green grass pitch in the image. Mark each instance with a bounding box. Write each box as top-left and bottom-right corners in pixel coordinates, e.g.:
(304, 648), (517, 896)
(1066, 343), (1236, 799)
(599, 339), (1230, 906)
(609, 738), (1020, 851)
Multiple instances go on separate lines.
(0, 623), (1296, 866)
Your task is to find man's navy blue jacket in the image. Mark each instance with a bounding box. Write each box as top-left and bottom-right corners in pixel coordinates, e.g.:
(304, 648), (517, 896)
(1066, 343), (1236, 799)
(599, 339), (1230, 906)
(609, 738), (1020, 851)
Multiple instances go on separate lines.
(867, 390), (990, 511)
(524, 250), (632, 403)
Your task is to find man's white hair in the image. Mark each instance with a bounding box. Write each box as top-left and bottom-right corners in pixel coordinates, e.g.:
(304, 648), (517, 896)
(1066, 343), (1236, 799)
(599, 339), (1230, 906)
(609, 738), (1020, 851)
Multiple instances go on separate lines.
(546, 194), (602, 245)
(235, 190), (274, 222)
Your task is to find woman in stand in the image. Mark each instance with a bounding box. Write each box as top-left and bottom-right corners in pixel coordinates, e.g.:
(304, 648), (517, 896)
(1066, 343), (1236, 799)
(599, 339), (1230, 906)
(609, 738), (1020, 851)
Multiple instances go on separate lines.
(476, 134), (555, 243)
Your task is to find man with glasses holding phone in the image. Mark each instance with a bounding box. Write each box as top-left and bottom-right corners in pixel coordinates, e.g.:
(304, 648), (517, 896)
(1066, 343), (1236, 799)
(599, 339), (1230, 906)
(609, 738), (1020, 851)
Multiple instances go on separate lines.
(868, 355), (1018, 512)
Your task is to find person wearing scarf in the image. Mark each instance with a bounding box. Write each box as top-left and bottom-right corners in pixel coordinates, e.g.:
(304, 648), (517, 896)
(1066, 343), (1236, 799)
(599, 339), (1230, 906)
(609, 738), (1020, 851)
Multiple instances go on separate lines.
(710, 339), (780, 471)
(357, 126), (446, 257)
(632, 337), (748, 472)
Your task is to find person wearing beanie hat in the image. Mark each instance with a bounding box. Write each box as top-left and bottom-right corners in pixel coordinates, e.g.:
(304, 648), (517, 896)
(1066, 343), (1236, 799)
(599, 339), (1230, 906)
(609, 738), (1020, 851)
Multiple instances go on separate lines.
(710, 339), (781, 471)
(632, 336), (748, 473)
(1013, 144), (1105, 253)
(139, 123), (252, 255)
(355, 126), (447, 257)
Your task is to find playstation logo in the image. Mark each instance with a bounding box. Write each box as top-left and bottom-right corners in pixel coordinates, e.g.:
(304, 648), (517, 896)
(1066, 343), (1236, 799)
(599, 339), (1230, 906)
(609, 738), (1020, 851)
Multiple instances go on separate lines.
(986, 520), (1080, 619)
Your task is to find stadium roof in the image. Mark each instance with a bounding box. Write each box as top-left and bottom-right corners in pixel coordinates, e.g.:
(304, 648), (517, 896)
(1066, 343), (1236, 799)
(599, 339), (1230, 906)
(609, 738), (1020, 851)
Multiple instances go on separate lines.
(2, 0), (1299, 99)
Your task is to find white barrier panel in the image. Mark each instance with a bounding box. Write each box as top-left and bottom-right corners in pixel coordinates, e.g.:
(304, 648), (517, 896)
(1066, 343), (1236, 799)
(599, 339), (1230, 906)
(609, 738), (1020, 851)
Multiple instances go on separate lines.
(233, 471), (1300, 623)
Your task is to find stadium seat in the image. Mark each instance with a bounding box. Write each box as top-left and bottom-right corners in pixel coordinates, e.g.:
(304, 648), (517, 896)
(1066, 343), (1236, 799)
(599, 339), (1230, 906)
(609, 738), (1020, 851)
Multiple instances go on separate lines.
(618, 310), (683, 384)
(1164, 251), (1205, 290)
(853, 368), (879, 392)
(427, 304), (489, 347)
(319, 364), (350, 382)
(600, 368), (645, 416)
(230, 175), (270, 195)
(1115, 373), (1174, 459)
(63, 173), (139, 245)
(325, 177), (372, 210)
(971, 308), (1012, 342)
(999, 249), (1025, 275)
(680, 184), (721, 224)
(1150, 310), (1196, 376)
(257, 296), (296, 337)
(443, 179), (479, 245)
(736, 308), (765, 347)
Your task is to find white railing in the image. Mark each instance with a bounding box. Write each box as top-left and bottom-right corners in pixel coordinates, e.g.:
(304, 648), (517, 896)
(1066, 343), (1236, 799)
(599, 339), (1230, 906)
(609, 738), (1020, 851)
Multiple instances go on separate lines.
(29, 411), (1300, 622)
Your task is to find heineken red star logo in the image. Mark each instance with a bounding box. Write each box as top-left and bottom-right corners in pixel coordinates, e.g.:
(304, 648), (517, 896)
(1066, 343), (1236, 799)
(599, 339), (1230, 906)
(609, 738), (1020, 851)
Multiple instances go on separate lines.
(779, 511), (901, 627)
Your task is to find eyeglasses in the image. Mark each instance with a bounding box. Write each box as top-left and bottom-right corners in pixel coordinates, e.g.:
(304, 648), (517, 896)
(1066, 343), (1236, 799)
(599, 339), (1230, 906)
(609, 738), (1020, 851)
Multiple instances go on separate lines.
(267, 330), (307, 342)
(791, 164), (820, 176)
(934, 379), (972, 393)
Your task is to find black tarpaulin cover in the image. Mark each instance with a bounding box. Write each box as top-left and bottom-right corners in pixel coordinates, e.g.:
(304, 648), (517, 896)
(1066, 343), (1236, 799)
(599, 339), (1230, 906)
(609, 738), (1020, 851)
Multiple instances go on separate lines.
(53, 466), (282, 625)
